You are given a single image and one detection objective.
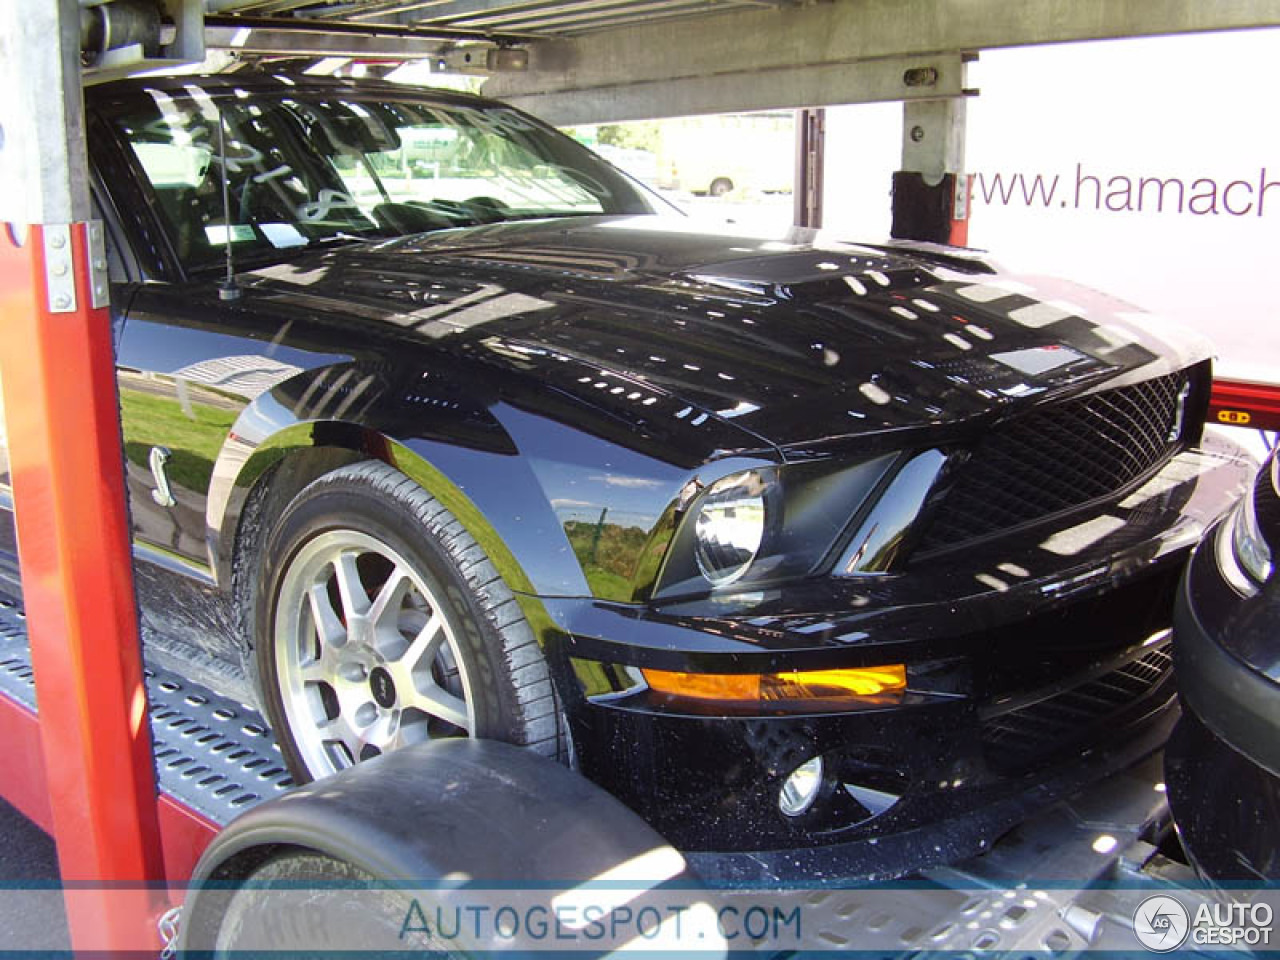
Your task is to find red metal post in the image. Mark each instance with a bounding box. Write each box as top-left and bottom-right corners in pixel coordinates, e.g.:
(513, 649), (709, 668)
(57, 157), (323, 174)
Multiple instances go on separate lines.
(0, 673), (53, 833)
(0, 221), (168, 950)
(948, 173), (970, 247)
(1210, 378), (1280, 433)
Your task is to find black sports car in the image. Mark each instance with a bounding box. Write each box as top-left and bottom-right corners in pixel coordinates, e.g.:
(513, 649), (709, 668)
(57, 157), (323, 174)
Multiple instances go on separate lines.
(0, 74), (1256, 881)
(1167, 444), (1280, 883)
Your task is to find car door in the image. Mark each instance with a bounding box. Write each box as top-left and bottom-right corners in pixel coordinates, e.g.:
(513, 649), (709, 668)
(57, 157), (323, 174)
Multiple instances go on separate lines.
(93, 96), (355, 684)
(86, 104), (271, 675)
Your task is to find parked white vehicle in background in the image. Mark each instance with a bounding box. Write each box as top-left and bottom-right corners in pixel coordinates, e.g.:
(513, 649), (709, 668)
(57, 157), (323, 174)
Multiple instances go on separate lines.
(653, 112), (793, 196)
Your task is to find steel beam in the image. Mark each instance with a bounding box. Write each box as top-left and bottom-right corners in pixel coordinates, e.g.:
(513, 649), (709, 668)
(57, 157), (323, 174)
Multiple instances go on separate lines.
(497, 52), (968, 125)
(793, 107), (824, 229)
(463, 0), (725, 32)
(204, 12), (536, 40)
(0, 6), (91, 224)
(204, 23), (451, 55)
(901, 98), (966, 187)
(202, 13), (535, 55)
(892, 92), (970, 245)
(487, 0), (1280, 121)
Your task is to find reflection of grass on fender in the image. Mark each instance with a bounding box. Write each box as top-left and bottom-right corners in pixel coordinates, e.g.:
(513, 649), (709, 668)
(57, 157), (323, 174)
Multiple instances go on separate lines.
(120, 387), (237, 494)
(565, 519), (648, 600)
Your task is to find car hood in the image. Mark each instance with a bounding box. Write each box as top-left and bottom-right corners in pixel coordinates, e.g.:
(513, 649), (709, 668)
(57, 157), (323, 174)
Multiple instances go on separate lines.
(247, 215), (1212, 451)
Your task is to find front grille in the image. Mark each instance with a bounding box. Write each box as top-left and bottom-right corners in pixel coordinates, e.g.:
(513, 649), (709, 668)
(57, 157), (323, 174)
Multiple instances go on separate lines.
(918, 372), (1189, 552)
(980, 643), (1174, 774)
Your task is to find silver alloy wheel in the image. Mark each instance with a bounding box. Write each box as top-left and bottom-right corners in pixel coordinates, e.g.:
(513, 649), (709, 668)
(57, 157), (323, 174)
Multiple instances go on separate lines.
(273, 529), (476, 778)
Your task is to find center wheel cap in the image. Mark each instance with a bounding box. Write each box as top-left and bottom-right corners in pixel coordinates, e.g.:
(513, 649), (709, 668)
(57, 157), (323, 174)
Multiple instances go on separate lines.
(369, 666), (397, 709)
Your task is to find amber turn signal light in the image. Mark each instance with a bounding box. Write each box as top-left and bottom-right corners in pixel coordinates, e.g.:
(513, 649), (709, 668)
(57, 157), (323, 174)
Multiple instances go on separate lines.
(642, 665), (907, 703)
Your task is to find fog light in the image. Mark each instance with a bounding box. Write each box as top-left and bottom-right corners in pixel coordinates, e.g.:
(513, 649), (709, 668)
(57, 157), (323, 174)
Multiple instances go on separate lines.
(779, 756), (823, 817)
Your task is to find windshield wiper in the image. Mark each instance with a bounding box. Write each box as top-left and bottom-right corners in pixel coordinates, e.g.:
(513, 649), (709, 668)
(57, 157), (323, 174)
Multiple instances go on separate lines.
(191, 231), (377, 276)
(308, 231), (380, 248)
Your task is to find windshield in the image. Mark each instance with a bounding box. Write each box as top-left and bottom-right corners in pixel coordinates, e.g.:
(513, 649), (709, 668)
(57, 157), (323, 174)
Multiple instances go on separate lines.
(100, 82), (661, 271)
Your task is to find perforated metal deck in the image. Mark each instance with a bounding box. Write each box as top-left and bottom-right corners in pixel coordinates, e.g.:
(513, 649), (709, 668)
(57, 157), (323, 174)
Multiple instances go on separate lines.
(0, 598), (291, 826)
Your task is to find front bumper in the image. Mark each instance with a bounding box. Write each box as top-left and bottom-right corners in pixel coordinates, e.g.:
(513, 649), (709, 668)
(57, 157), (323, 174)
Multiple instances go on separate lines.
(533, 439), (1253, 881)
(560, 622), (1180, 883)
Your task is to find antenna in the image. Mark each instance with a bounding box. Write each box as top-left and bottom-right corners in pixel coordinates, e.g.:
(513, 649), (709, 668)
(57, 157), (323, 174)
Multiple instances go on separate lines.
(216, 109), (241, 302)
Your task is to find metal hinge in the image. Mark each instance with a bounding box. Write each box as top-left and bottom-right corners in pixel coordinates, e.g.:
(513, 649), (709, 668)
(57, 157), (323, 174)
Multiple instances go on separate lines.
(42, 225), (76, 313)
(40, 222), (109, 312)
(87, 219), (109, 309)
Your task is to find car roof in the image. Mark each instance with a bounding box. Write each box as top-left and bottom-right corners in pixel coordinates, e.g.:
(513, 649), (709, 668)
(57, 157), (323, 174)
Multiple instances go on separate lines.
(85, 71), (500, 110)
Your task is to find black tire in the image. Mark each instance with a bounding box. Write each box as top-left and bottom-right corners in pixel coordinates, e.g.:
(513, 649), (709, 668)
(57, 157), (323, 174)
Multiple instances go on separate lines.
(709, 177), (734, 197)
(210, 851), (455, 957)
(251, 460), (564, 784)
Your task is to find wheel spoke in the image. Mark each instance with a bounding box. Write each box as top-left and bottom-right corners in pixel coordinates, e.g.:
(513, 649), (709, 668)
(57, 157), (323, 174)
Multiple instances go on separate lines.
(413, 682), (469, 731)
(398, 613), (443, 670)
(306, 583), (346, 649)
(299, 658), (327, 684)
(332, 550), (370, 619)
(368, 567), (413, 632)
(385, 719), (412, 751)
(324, 741), (356, 771)
(316, 714), (359, 750)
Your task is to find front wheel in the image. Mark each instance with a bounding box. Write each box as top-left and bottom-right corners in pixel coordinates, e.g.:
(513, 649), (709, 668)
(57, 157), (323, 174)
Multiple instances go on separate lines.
(252, 461), (563, 784)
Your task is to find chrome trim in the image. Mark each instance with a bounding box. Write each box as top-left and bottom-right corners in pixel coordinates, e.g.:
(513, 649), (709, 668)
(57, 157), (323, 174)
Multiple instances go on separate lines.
(133, 541), (217, 587)
(840, 449), (946, 575)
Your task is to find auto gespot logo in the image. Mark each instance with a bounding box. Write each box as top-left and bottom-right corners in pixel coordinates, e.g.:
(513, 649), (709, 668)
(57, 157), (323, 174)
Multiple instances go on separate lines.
(1133, 895), (1274, 951)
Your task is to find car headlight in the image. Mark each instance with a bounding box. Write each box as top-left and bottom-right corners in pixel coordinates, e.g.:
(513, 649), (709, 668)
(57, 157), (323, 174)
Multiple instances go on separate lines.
(1217, 452), (1276, 593)
(650, 454), (899, 597)
(694, 471), (768, 585)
